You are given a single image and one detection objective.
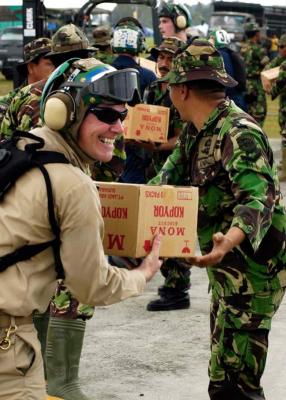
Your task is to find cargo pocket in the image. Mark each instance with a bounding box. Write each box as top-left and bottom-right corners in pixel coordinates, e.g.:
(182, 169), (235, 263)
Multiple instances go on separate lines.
(14, 329), (36, 376)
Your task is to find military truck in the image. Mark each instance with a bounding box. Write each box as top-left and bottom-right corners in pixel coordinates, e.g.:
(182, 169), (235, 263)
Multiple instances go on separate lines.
(74, 0), (161, 45)
(209, 1), (286, 42)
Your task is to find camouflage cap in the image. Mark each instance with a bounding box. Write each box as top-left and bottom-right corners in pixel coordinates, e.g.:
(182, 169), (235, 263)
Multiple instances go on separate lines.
(92, 26), (112, 46)
(17, 37), (52, 74)
(45, 23), (96, 58)
(244, 22), (260, 33)
(279, 33), (286, 46)
(160, 38), (237, 88)
(151, 37), (183, 60)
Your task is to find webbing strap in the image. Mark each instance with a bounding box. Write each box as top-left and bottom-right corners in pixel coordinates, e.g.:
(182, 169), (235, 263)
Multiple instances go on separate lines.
(0, 240), (56, 272)
(33, 161), (64, 279)
(0, 132), (69, 278)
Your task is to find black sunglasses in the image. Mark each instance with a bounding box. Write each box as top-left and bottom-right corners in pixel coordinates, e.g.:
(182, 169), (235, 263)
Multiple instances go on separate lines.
(89, 107), (128, 124)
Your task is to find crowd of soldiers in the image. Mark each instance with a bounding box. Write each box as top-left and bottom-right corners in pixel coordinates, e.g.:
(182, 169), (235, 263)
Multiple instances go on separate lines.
(0, 2), (286, 400)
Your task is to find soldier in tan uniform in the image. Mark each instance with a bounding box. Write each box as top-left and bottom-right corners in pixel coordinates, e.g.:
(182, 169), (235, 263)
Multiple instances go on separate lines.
(0, 24), (129, 400)
(0, 58), (162, 399)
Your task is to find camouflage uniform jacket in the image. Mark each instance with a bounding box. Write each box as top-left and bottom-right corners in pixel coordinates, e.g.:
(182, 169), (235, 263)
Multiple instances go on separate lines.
(94, 51), (115, 65)
(143, 80), (184, 172)
(0, 82), (26, 134)
(270, 57), (286, 100)
(244, 41), (269, 78)
(0, 80), (44, 137)
(149, 99), (286, 297)
(266, 56), (286, 131)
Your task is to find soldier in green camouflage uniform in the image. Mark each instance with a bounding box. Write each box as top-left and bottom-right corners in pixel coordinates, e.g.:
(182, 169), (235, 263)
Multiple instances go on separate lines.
(0, 37), (53, 130)
(150, 38), (286, 399)
(264, 34), (286, 181)
(243, 23), (269, 125)
(143, 37), (191, 311)
(0, 88), (19, 129)
(92, 25), (115, 65)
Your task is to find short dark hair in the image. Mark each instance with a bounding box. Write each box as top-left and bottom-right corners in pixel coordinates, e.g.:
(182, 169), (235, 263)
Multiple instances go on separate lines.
(30, 54), (44, 65)
(186, 79), (225, 92)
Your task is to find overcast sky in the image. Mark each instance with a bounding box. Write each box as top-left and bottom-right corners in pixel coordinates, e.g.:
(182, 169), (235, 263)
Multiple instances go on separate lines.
(1, 0), (286, 8)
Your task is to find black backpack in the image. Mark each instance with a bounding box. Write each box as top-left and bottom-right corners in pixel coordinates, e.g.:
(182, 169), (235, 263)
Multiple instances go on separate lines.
(0, 130), (69, 278)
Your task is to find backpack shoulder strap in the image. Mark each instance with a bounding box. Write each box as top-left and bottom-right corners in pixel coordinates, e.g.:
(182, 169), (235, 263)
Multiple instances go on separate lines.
(0, 135), (70, 278)
(31, 151), (70, 279)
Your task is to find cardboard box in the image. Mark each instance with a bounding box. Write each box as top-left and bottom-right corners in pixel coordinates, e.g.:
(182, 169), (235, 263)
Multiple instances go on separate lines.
(124, 104), (169, 143)
(97, 182), (198, 258)
(261, 66), (280, 91)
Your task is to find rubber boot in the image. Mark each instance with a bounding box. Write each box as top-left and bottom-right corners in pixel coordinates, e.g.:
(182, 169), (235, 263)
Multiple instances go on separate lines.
(46, 317), (92, 400)
(278, 147), (286, 182)
(147, 287), (190, 311)
(33, 311), (49, 379)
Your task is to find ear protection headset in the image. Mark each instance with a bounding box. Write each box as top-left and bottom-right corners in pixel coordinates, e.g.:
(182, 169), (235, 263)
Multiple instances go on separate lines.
(173, 5), (188, 30)
(158, 2), (191, 32)
(41, 58), (80, 131)
(43, 91), (76, 131)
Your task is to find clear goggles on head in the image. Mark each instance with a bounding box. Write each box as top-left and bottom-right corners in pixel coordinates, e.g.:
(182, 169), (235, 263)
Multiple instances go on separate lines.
(59, 68), (141, 106)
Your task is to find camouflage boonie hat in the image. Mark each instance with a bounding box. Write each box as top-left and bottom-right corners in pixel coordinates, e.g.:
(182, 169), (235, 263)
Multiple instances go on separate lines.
(160, 38), (237, 88)
(92, 26), (112, 46)
(244, 22), (260, 32)
(279, 34), (286, 46)
(45, 23), (96, 58)
(17, 37), (52, 73)
(151, 37), (183, 60)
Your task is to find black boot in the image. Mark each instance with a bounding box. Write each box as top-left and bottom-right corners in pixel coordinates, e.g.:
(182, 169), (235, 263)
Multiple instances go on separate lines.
(147, 287), (190, 311)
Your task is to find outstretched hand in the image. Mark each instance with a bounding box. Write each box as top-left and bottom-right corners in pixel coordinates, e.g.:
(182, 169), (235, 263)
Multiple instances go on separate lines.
(187, 232), (235, 268)
(137, 235), (163, 281)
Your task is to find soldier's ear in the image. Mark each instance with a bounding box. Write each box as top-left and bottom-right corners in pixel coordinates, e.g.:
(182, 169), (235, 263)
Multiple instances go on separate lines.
(180, 84), (190, 100)
(27, 62), (36, 77)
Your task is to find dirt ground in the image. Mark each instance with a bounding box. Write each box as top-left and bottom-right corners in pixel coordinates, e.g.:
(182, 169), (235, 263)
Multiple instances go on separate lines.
(79, 141), (286, 400)
(80, 271), (286, 400)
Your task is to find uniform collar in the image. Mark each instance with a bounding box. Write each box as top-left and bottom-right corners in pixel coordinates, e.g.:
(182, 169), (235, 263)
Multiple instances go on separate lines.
(200, 99), (230, 132)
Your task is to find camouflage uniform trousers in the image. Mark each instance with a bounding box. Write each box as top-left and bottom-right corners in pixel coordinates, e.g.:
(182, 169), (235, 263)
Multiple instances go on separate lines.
(245, 78), (267, 126)
(50, 280), (94, 320)
(160, 258), (191, 291)
(208, 288), (285, 399)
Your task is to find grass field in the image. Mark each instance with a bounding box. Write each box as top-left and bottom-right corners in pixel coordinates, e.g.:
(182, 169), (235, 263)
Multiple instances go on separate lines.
(264, 96), (280, 138)
(0, 73), (280, 138)
(0, 73), (13, 96)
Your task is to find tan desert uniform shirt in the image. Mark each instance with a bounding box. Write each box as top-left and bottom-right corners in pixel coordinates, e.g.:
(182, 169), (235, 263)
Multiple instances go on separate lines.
(0, 126), (146, 317)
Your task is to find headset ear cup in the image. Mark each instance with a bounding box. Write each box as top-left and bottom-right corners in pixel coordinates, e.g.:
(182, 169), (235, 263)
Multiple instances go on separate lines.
(43, 92), (75, 131)
(176, 15), (187, 30)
